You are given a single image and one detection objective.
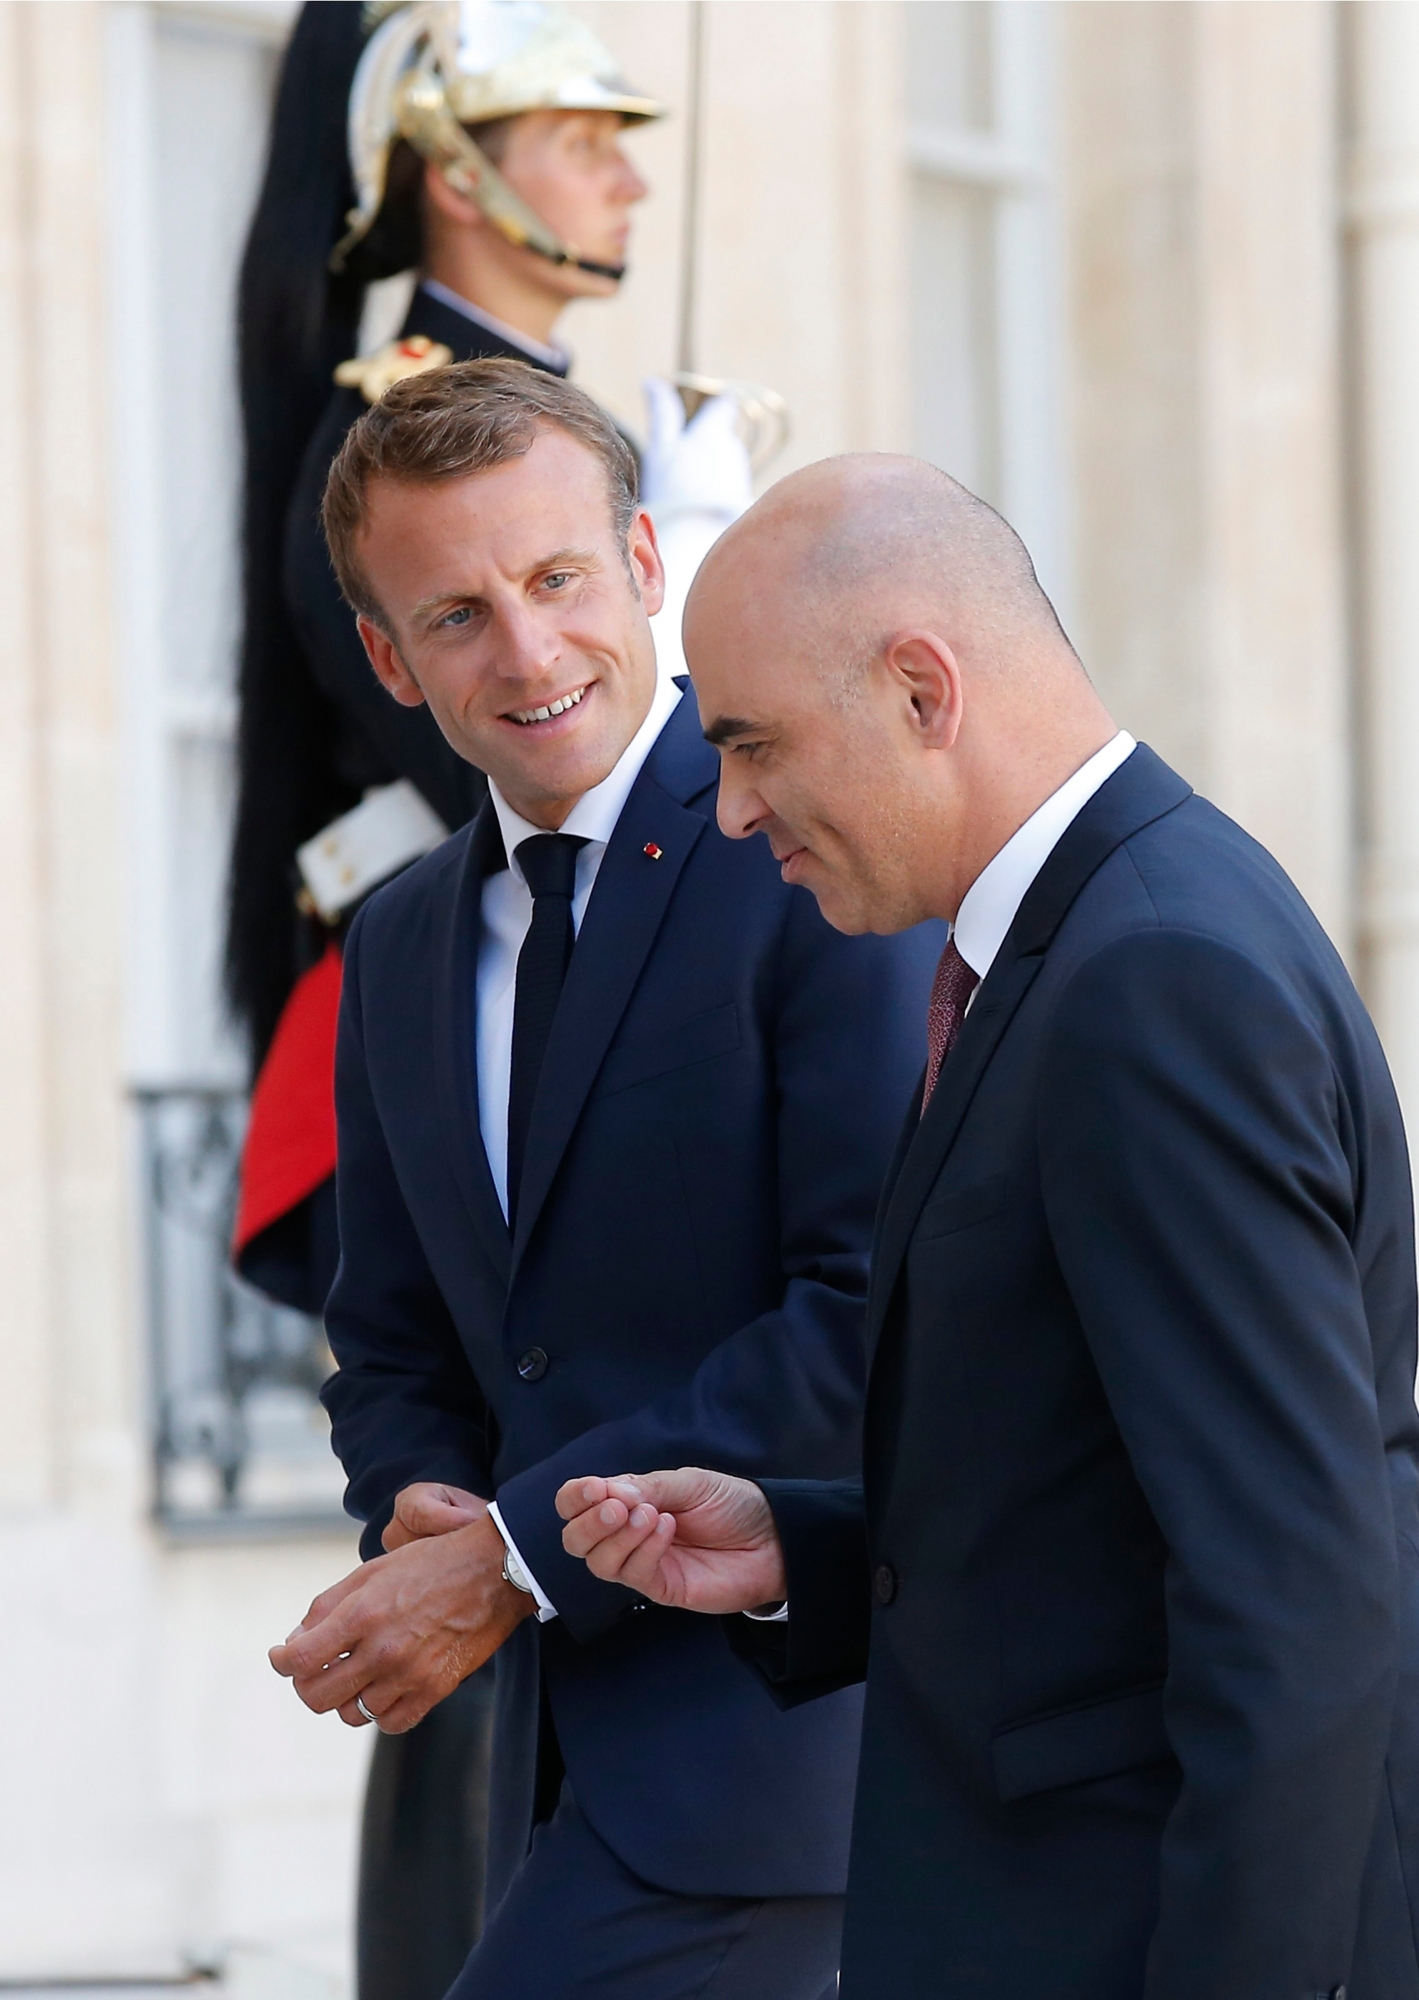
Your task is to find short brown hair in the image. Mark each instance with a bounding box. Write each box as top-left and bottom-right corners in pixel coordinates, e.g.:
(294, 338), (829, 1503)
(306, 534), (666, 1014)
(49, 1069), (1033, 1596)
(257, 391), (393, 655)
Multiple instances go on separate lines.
(322, 358), (640, 629)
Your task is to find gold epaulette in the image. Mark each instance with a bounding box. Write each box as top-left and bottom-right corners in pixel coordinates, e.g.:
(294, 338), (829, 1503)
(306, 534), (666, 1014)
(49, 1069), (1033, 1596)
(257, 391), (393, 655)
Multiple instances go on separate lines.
(334, 334), (454, 405)
(361, 0), (408, 29)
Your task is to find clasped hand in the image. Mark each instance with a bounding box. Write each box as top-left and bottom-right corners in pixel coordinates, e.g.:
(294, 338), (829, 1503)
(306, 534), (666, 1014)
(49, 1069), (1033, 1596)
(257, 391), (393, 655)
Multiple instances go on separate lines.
(554, 1467), (786, 1614)
(268, 1483), (533, 1735)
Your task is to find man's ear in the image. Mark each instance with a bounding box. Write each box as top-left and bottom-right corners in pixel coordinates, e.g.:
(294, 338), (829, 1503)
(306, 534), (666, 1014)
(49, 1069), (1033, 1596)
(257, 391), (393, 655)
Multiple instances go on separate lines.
(883, 631), (963, 751)
(627, 507), (666, 618)
(422, 158), (488, 234)
(358, 616), (427, 709)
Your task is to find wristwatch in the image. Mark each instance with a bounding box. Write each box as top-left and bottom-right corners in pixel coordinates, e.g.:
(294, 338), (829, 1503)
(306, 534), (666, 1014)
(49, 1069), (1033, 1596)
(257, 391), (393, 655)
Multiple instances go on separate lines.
(501, 1542), (536, 1596)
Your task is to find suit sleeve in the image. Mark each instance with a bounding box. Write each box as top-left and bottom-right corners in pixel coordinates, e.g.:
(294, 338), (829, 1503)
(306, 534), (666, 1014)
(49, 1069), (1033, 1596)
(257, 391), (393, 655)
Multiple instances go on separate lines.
(321, 904), (494, 1558)
(724, 1477), (873, 1705)
(1038, 927), (1399, 2000)
(494, 892), (940, 1642)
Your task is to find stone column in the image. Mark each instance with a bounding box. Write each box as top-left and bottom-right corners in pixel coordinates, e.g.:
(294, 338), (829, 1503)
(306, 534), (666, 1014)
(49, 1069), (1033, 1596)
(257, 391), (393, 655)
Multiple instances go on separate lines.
(0, 0), (128, 1518)
(1348, 2), (1419, 1133)
(0, 0), (58, 1514)
(1063, 2), (1350, 952)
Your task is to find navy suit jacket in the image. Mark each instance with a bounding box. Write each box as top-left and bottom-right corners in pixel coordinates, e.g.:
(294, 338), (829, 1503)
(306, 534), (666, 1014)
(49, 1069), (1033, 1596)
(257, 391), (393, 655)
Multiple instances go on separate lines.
(737, 746), (1419, 1998)
(321, 690), (941, 1901)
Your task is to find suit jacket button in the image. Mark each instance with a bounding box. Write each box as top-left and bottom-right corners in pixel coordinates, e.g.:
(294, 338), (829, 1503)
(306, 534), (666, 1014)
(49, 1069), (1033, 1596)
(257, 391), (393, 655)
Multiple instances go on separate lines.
(516, 1347), (548, 1382)
(873, 1563), (898, 1605)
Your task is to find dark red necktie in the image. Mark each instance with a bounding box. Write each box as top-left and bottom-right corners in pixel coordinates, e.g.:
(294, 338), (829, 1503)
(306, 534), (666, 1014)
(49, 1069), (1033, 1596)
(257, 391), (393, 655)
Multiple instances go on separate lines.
(922, 939), (979, 1113)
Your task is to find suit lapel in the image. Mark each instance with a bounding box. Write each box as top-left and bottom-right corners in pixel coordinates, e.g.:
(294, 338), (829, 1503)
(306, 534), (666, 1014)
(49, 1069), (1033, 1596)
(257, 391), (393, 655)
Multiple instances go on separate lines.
(868, 744), (1192, 1342)
(867, 1083), (927, 1289)
(431, 803), (513, 1287)
(509, 693), (717, 1276)
(868, 956), (1044, 1342)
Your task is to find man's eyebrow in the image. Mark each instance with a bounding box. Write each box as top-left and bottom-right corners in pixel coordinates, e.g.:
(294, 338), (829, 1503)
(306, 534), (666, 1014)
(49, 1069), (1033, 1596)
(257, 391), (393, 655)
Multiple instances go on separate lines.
(703, 714), (765, 747)
(534, 545), (599, 573)
(409, 549), (598, 623)
(411, 588), (475, 622)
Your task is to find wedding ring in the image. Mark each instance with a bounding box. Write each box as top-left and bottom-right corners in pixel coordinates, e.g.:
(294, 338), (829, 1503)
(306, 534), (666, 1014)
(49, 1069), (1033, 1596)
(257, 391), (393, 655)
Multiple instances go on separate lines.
(356, 1693), (380, 1727)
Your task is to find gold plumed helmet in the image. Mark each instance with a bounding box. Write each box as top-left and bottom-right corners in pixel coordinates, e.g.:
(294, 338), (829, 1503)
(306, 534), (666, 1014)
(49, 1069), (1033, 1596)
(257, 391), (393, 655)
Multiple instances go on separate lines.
(332, 0), (665, 275)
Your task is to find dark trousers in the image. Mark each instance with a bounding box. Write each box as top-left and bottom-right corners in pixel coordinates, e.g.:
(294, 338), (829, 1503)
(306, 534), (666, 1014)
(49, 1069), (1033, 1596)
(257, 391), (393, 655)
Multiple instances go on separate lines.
(357, 1664), (497, 2000)
(449, 1781), (842, 2000)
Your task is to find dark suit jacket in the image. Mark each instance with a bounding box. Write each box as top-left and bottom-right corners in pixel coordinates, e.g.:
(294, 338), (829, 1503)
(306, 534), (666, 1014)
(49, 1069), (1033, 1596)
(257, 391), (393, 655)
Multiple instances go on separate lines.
(737, 746), (1419, 1999)
(321, 691), (941, 1902)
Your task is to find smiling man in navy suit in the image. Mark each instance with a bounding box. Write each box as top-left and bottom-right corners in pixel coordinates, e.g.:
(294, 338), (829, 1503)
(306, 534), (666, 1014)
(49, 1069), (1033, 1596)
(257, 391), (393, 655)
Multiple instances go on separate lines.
(266, 363), (938, 2000)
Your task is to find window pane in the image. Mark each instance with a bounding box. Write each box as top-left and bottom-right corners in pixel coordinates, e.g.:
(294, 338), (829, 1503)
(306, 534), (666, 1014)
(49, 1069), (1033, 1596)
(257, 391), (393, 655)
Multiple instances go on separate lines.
(910, 176), (1000, 504)
(154, 22), (275, 708)
(905, 2), (994, 133)
(151, 19), (278, 1079)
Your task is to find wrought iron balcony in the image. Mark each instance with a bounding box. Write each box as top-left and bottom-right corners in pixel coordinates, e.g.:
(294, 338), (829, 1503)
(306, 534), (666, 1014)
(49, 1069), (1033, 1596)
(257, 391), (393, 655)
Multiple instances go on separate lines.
(132, 1087), (349, 1535)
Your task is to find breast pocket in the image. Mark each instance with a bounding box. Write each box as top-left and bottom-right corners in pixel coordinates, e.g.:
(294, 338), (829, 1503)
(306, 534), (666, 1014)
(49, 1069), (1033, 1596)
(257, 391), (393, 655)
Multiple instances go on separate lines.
(597, 1002), (742, 1098)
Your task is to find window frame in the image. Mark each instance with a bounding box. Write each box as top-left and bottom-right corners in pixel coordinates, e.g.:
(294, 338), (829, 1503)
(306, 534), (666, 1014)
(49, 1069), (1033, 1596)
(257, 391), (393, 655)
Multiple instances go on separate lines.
(906, 0), (1070, 618)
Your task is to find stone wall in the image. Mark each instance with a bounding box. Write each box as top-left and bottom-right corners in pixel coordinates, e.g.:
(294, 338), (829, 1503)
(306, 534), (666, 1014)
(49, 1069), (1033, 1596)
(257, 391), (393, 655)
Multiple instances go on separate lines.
(0, 2), (367, 1983)
(1063, 1), (1351, 952)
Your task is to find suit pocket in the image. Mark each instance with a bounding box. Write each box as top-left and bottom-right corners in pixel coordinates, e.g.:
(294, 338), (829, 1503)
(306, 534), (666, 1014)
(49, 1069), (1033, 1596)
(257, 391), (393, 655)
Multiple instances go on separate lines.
(597, 1002), (742, 1098)
(992, 1682), (1171, 1803)
(916, 1172), (1008, 1241)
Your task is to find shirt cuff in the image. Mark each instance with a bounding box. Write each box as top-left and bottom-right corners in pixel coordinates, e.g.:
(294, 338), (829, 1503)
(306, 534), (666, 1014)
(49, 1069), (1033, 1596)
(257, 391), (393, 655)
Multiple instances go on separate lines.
(742, 1601), (789, 1623)
(487, 1500), (558, 1622)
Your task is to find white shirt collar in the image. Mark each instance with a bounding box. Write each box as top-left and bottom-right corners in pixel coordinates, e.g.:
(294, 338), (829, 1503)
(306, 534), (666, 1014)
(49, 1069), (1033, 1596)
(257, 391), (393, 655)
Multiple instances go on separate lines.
(488, 675), (683, 878)
(952, 732), (1137, 984)
(419, 279), (570, 372)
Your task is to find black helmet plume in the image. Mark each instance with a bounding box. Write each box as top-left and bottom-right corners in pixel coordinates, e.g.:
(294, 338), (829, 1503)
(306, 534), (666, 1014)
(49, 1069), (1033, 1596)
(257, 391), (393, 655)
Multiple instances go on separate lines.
(226, 2), (370, 1064)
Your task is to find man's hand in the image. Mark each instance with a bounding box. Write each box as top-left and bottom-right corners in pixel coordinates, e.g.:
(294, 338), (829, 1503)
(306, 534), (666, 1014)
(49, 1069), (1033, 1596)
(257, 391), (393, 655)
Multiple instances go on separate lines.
(382, 1481), (487, 1551)
(269, 1511), (533, 1733)
(555, 1468), (786, 1615)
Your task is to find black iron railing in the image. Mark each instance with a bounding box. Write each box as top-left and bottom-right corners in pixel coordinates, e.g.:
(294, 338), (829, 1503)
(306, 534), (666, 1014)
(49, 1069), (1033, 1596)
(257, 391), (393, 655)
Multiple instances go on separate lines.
(132, 1088), (349, 1534)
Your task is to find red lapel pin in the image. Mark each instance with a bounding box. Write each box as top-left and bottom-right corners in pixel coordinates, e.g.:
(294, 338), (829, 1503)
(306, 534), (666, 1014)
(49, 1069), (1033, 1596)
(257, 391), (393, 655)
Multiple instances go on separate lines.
(643, 842), (664, 861)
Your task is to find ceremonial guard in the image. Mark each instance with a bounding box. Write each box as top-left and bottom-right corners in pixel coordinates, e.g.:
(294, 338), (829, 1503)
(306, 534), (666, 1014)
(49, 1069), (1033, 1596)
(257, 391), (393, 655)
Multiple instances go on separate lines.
(225, 6), (749, 1994)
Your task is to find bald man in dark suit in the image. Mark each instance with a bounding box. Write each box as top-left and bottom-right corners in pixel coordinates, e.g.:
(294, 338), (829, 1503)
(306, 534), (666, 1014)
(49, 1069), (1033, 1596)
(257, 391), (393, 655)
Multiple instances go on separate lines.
(559, 453), (1419, 2000)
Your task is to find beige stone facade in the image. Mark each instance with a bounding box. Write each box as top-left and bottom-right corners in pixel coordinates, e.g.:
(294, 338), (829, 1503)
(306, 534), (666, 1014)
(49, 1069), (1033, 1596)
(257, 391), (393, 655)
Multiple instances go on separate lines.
(1064, 2), (1352, 948)
(0, 0), (1413, 1985)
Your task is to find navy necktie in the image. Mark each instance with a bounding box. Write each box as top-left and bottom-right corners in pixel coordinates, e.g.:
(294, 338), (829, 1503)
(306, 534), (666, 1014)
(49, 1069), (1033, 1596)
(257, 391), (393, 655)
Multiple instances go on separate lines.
(507, 833), (587, 1225)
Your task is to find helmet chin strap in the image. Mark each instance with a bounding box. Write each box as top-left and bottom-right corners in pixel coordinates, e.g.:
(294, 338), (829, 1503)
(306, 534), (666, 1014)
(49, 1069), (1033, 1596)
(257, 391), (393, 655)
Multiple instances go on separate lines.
(520, 241), (625, 282)
(472, 200), (625, 281)
(401, 76), (627, 283)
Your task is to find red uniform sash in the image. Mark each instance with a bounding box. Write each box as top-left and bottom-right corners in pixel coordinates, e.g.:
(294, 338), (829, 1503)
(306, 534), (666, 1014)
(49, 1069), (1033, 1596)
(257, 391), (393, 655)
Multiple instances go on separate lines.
(232, 942), (342, 1260)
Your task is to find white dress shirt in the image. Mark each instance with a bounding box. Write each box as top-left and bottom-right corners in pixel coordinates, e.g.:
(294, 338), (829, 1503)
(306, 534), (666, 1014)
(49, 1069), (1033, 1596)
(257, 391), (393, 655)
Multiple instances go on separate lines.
(743, 730), (1138, 1631)
(483, 673), (683, 1618)
(951, 731), (1137, 989)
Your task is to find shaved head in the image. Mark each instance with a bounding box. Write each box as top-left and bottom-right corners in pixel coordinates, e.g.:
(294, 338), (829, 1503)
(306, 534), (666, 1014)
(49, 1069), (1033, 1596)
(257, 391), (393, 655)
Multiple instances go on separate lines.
(684, 453), (1113, 934)
(692, 454), (1072, 712)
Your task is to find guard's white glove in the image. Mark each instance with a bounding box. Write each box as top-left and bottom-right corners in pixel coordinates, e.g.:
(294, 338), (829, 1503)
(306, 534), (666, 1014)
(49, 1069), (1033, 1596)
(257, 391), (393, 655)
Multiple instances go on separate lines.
(639, 376), (753, 523)
(640, 377), (754, 681)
